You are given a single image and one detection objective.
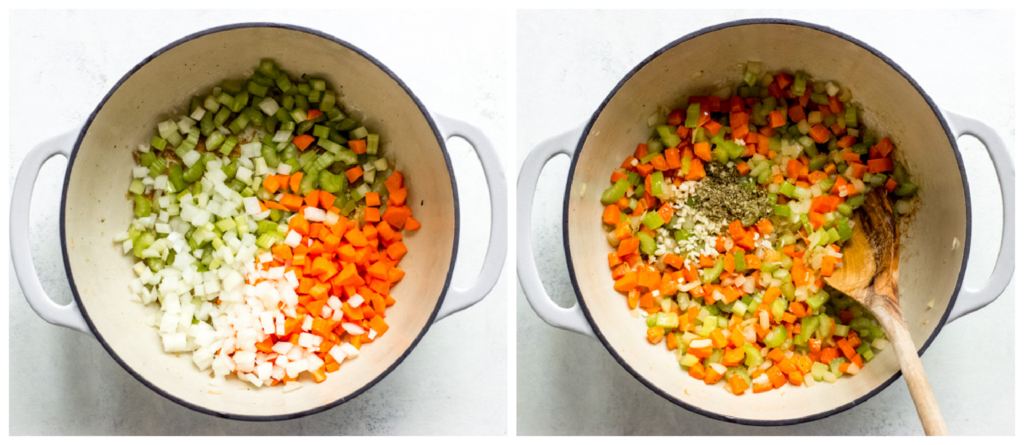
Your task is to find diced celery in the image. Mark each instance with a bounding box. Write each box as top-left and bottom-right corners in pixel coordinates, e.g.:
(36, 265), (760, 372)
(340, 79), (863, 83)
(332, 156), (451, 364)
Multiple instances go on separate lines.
(655, 312), (679, 329)
(641, 212), (664, 230)
(702, 257), (725, 284)
(742, 344), (763, 367)
(637, 232), (656, 256)
(349, 126), (369, 140)
(129, 178), (145, 195)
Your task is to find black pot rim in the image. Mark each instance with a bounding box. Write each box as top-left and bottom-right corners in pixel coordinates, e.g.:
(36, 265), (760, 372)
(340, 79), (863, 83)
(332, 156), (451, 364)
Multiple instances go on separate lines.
(561, 18), (969, 427)
(59, 22), (459, 422)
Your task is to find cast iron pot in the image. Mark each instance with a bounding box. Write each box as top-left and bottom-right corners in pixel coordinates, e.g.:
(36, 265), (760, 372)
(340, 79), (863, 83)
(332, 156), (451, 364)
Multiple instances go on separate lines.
(518, 19), (1013, 425)
(12, 23), (507, 420)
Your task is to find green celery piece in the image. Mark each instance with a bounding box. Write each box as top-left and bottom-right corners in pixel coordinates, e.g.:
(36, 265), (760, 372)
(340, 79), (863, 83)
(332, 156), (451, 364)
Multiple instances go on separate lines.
(792, 70), (808, 96)
(836, 203), (853, 217)
(213, 107), (232, 127)
(817, 177), (835, 194)
(150, 136), (167, 151)
(366, 134), (380, 155)
(723, 140), (744, 159)
(641, 212), (664, 230)
(742, 344), (763, 367)
(349, 126), (369, 140)
(299, 171), (319, 196)
(830, 358), (846, 377)
(817, 313), (833, 339)
(219, 135), (239, 156)
(795, 315), (820, 346)
(807, 290), (829, 311)
(771, 297), (787, 322)
(220, 161), (238, 180)
(129, 179), (145, 196)
(637, 232), (656, 256)
(657, 125), (681, 149)
(733, 250), (747, 272)
(808, 153), (828, 172)
(856, 344), (875, 362)
(139, 151), (156, 167)
(205, 131), (226, 152)
(811, 362), (829, 381)
(712, 147), (729, 165)
(655, 312), (679, 329)
(774, 204), (791, 217)
(894, 183), (919, 197)
(600, 179), (629, 205)
(845, 105), (858, 128)
(148, 158), (166, 178)
(846, 194), (866, 209)
(182, 159), (206, 183)
(640, 152), (659, 164)
(836, 218), (853, 241)
(650, 171), (664, 196)
(230, 92), (249, 113)
(684, 102), (701, 128)
(779, 181), (796, 198)
(702, 257), (725, 284)
(763, 325), (788, 348)
(319, 91), (337, 112)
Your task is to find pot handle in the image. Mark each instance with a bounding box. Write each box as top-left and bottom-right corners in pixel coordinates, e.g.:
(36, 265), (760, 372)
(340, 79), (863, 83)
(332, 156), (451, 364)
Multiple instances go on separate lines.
(942, 110), (1015, 323)
(431, 114), (508, 321)
(11, 128), (92, 335)
(517, 126), (596, 339)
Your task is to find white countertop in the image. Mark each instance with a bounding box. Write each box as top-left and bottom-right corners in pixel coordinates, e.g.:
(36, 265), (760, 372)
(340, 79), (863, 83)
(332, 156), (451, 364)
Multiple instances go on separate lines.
(516, 9), (1014, 435)
(8, 9), (509, 435)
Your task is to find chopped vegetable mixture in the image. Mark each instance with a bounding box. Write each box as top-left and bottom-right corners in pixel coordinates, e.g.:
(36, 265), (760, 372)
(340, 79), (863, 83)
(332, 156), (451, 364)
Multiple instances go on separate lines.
(115, 59), (419, 391)
(601, 62), (918, 395)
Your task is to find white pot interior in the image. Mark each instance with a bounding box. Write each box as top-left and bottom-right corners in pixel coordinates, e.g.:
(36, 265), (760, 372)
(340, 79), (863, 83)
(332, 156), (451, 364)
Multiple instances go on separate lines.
(62, 25), (456, 418)
(566, 21), (967, 423)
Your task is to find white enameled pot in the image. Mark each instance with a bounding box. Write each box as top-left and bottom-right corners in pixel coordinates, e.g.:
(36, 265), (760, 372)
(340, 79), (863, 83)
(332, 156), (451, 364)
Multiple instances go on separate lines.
(518, 19), (1013, 425)
(12, 23), (507, 420)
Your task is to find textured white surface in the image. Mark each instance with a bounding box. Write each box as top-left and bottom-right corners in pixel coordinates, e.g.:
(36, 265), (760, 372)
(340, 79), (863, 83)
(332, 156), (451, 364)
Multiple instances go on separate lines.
(9, 9), (508, 435)
(516, 10), (1014, 435)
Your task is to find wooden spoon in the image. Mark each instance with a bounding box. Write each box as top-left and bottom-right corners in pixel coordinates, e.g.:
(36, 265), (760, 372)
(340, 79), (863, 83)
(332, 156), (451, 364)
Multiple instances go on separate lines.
(823, 188), (948, 436)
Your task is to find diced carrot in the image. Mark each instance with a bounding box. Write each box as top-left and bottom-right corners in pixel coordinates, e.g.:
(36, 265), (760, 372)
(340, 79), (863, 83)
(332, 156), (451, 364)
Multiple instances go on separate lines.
(349, 139), (367, 154)
(664, 148), (681, 169)
(345, 166), (364, 183)
(387, 242), (408, 261)
(693, 142), (712, 162)
(867, 158), (893, 173)
(304, 191), (320, 208)
(384, 171), (404, 193)
(603, 205), (620, 225)
(736, 162), (751, 176)
(873, 137), (895, 158)
(365, 192), (381, 207)
(382, 206), (412, 229)
(404, 217), (421, 231)
(263, 175), (281, 193)
(728, 375), (750, 395)
(290, 172), (304, 193)
(365, 206), (381, 223)
(808, 124), (830, 144)
(280, 194), (304, 212)
(788, 105), (806, 124)
(293, 134), (315, 151)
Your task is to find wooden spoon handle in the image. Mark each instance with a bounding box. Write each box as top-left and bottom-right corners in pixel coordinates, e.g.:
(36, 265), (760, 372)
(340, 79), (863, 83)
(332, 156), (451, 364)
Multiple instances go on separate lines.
(874, 309), (948, 435)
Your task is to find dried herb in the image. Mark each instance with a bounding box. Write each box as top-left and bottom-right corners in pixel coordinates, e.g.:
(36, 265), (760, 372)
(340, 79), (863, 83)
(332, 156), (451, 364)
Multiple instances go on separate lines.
(690, 162), (772, 226)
